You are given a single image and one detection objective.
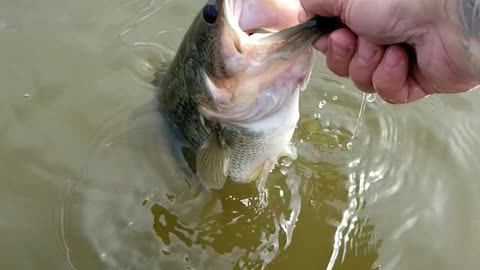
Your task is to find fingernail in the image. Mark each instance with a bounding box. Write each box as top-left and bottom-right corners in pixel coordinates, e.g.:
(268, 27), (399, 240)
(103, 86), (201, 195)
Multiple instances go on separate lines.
(358, 44), (376, 63)
(384, 51), (401, 69)
(332, 40), (352, 58)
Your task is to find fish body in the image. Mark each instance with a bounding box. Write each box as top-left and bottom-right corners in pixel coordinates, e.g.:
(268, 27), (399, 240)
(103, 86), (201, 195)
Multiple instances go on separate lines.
(156, 0), (341, 189)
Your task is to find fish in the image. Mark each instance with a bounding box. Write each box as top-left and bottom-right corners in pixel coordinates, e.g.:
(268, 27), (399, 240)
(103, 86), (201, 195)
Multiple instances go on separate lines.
(154, 0), (342, 191)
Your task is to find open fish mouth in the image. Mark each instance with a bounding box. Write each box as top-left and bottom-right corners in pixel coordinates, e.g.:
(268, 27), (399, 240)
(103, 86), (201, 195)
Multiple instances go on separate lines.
(221, 0), (316, 52)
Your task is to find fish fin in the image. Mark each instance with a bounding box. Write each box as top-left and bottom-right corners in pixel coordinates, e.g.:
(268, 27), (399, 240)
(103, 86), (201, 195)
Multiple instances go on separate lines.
(196, 131), (230, 190)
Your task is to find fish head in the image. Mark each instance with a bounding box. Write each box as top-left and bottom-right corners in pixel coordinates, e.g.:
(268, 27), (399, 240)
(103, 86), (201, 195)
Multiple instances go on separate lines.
(179, 0), (329, 130)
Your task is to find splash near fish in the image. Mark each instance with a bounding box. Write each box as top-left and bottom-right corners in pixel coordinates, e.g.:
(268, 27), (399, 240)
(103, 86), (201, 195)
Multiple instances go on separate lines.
(155, 0), (342, 192)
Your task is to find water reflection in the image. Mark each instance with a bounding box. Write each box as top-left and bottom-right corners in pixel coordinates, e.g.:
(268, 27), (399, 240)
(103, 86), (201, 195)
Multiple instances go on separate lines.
(148, 167), (302, 270)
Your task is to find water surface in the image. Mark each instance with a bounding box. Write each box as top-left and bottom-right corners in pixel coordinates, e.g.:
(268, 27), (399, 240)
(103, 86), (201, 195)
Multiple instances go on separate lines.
(1, 1), (480, 270)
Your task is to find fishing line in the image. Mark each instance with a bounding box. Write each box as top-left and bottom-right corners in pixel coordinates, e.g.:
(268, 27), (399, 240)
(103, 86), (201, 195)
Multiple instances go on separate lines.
(351, 92), (367, 141)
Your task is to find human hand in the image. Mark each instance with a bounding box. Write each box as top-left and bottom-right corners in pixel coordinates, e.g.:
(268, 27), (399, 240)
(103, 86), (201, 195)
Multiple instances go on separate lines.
(300, 0), (480, 103)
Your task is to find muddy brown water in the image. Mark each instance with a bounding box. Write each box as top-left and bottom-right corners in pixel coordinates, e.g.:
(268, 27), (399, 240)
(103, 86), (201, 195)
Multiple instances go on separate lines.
(1, 1), (480, 270)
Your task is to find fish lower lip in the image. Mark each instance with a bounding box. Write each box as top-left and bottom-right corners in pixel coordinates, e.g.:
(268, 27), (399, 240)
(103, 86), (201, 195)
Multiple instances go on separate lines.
(254, 16), (343, 45)
(255, 20), (316, 44)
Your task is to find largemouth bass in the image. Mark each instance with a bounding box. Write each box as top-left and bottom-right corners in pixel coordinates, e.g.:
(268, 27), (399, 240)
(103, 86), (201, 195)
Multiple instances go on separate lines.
(156, 0), (341, 190)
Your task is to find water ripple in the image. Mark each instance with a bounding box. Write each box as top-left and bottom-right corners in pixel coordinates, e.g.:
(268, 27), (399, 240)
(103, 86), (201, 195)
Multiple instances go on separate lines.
(349, 93), (480, 270)
(295, 73), (394, 268)
(60, 93), (307, 270)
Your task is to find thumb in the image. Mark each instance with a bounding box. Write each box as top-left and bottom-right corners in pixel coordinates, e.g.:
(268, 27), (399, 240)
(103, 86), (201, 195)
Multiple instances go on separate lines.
(299, 0), (348, 19)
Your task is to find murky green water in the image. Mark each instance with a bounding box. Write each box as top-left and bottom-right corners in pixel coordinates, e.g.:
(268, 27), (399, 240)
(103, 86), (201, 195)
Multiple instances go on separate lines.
(2, 1), (480, 270)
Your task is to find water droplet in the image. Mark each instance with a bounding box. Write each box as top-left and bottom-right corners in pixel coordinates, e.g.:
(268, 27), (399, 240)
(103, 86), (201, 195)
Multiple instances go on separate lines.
(332, 96), (338, 101)
(281, 159), (293, 167)
(346, 142), (353, 150)
(348, 158), (360, 168)
(366, 94), (376, 103)
(240, 198), (250, 207)
(318, 100), (326, 109)
(166, 193), (175, 202)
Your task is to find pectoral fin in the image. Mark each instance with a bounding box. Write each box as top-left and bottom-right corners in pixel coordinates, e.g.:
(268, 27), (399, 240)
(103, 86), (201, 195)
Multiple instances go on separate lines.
(196, 132), (230, 190)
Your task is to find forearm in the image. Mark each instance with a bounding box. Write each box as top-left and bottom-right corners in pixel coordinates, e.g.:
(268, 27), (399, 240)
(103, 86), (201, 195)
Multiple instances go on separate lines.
(457, 0), (480, 72)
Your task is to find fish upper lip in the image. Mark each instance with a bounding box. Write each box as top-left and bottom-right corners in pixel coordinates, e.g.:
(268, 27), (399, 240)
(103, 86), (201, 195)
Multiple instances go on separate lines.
(222, 0), (308, 53)
(222, 0), (247, 53)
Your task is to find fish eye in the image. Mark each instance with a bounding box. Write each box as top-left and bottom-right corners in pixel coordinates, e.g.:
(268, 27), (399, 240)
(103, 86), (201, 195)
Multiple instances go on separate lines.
(202, 3), (218, 24)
